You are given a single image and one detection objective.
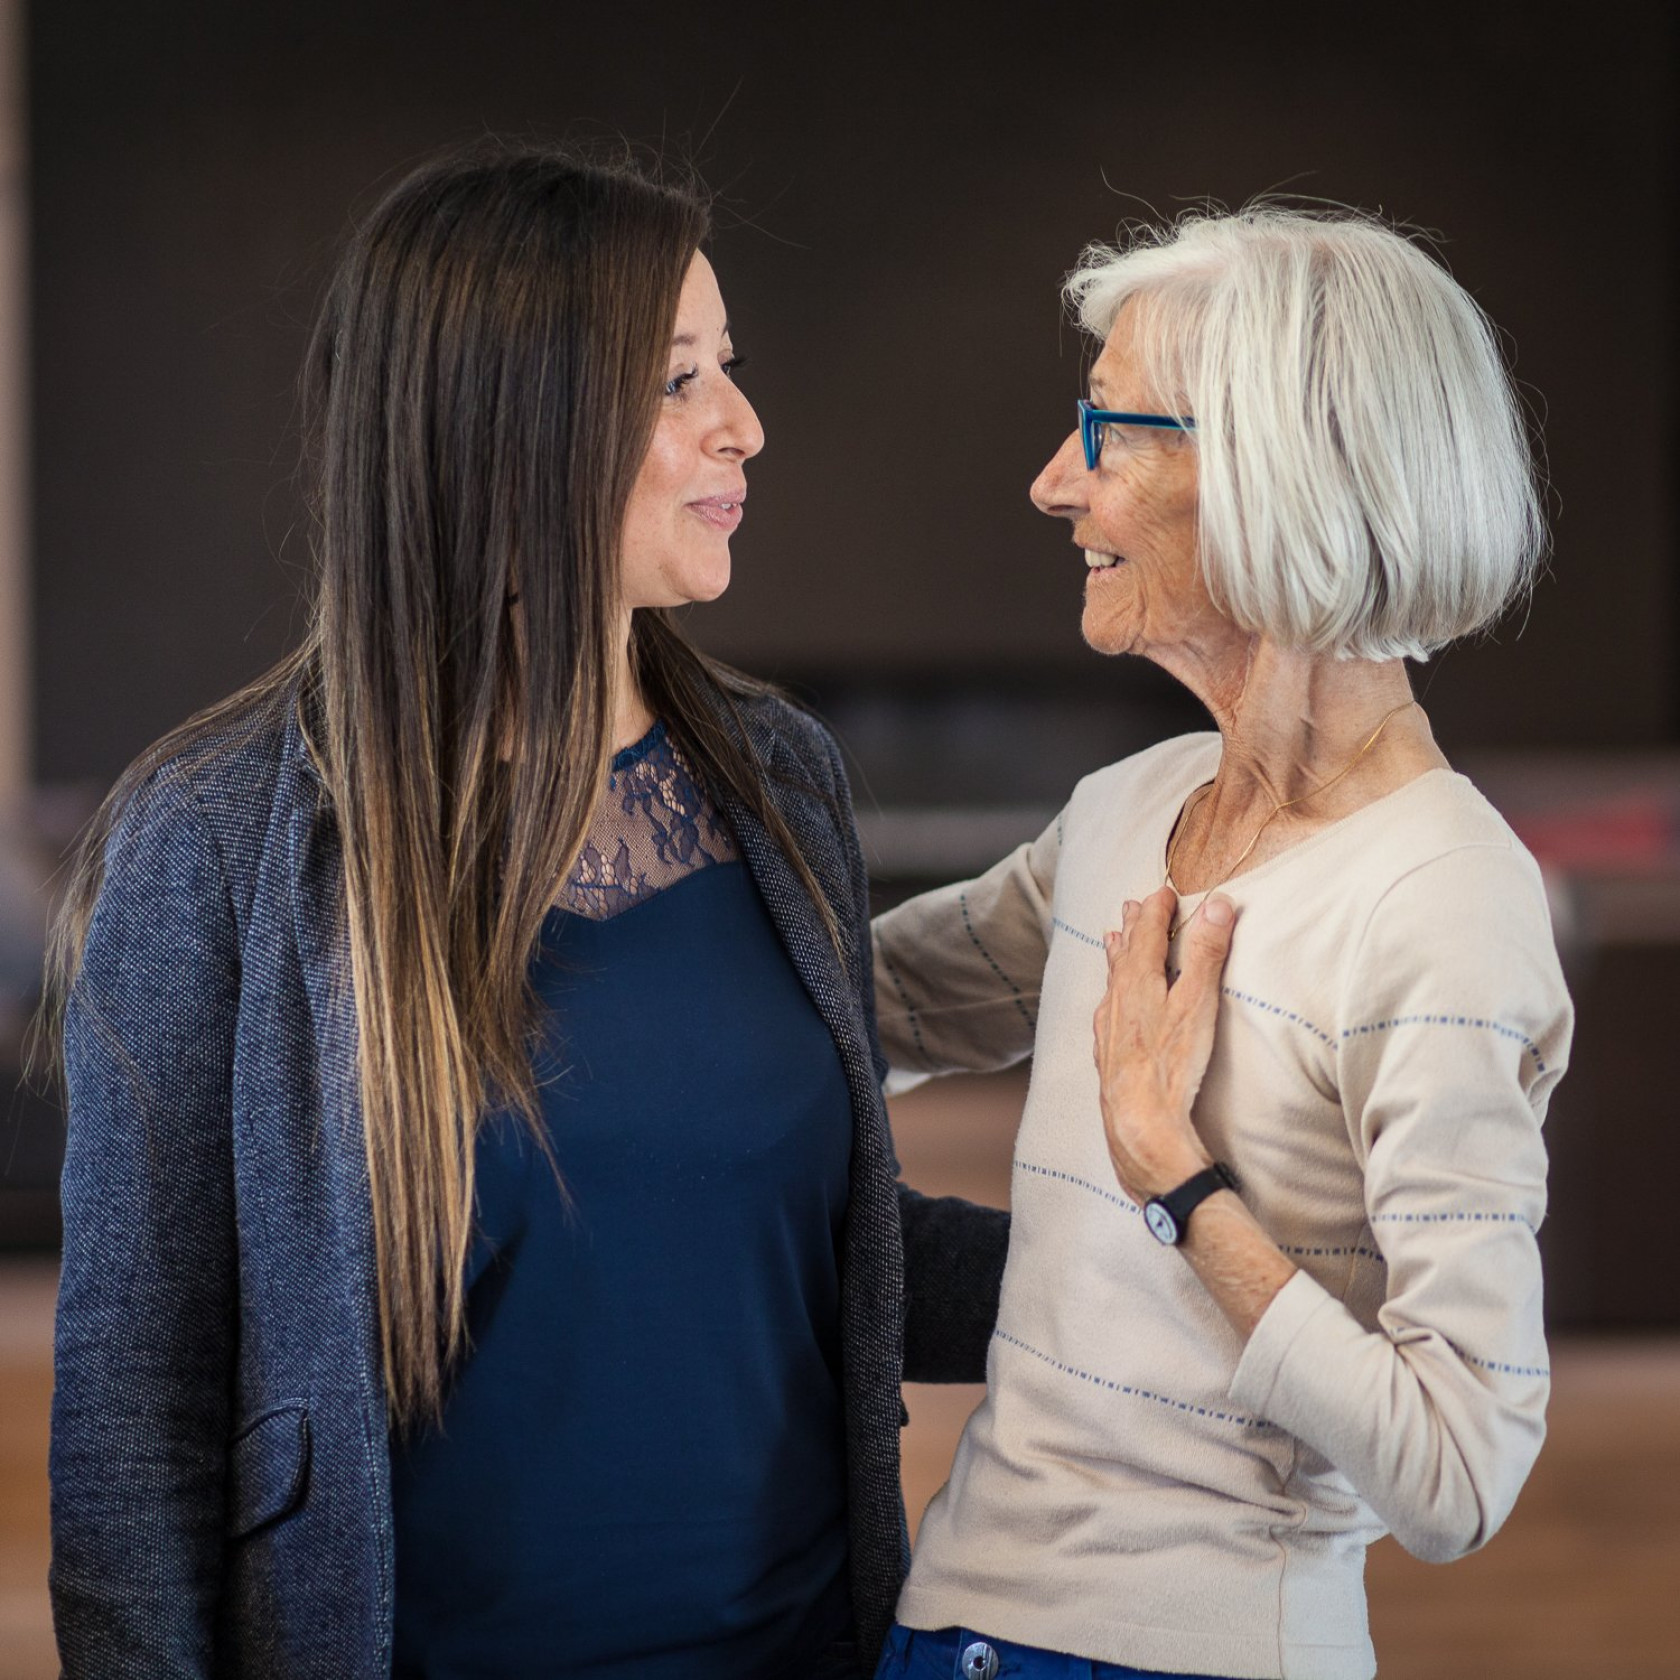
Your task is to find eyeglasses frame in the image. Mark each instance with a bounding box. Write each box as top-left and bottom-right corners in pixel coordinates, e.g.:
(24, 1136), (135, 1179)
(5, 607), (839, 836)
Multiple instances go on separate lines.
(1077, 399), (1196, 471)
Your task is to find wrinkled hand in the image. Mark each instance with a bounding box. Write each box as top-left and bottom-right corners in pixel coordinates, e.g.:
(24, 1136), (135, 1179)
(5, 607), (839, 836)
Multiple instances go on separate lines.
(1093, 886), (1237, 1204)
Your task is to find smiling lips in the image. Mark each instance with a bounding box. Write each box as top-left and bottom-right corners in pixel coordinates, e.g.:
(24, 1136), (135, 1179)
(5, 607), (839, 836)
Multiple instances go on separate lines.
(689, 489), (747, 534)
(1084, 548), (1125, 570)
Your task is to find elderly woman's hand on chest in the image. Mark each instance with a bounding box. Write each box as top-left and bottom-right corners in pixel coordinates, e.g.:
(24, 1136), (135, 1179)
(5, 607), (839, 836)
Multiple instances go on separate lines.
(1094, 884), (1298, 1338)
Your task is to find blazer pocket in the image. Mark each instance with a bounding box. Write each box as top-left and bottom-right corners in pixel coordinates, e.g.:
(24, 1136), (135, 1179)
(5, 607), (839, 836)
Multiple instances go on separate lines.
(226, 1403), (311, 1541)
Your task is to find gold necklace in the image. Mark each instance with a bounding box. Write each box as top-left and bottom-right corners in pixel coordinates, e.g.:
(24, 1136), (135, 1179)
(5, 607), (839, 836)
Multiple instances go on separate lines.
(1165, 699), (1418, 933)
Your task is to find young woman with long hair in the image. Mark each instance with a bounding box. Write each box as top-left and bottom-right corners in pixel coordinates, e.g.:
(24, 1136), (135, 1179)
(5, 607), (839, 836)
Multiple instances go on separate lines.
(44, 142), (1006, 1680)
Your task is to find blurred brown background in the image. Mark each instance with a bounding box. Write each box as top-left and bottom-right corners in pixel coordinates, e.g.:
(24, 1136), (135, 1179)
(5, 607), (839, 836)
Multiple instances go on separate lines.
(21, 1), (1679, 777)
(1, 2), (1677, 1675)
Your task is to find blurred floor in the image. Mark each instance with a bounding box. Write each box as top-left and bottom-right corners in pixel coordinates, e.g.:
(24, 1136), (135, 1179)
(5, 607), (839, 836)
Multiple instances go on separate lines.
(3, 1073), (1678, 1678)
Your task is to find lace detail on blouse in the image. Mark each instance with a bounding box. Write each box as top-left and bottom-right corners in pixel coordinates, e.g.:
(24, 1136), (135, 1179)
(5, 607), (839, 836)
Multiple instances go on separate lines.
(556, 723), (738, 919)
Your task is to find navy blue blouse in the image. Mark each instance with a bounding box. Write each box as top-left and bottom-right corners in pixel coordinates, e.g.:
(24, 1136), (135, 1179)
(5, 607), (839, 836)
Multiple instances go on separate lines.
(390, 726), (855, 1677)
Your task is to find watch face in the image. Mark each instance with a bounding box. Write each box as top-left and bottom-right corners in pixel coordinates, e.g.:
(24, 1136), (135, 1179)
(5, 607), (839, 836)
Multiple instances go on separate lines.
(1144, 1200), (1180, 1245)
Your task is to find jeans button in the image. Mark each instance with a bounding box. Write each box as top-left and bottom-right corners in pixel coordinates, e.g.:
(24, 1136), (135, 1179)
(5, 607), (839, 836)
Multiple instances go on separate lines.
(959, 1641), (999, 1680)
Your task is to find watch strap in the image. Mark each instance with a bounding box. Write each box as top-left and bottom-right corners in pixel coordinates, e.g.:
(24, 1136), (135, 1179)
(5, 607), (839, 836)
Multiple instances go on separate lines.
(1146, 1161), (1239, 1245)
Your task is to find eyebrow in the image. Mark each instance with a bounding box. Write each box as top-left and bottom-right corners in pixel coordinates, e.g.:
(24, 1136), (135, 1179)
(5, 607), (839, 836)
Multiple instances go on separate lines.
(671, 321), (732, 350)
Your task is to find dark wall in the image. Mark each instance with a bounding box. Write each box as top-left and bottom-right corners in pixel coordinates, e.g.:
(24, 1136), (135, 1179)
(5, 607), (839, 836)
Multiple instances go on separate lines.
(30, 1), (1677, 787)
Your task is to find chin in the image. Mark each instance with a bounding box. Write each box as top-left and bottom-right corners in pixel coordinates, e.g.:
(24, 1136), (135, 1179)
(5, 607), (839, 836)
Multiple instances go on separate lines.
(682, 563), (731, 604)
(652, 556), (732, 608)
(1080, 603), (1134, 657)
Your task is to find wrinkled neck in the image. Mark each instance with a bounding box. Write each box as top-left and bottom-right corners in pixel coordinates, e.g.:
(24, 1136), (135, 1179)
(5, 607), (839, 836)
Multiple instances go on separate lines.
(1126, 619), (1418, 806)
(1210, 642), (1423, 807)
(1158, 639), (1446, 886)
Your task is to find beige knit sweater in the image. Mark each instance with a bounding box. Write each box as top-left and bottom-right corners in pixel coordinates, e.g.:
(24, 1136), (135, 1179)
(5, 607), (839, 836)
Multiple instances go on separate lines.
(874, 733), (1573, 1680)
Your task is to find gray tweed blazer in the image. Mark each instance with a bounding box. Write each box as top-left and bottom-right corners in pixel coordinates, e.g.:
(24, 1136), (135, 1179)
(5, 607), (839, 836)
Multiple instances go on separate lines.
(50, 676), (1008, 1678)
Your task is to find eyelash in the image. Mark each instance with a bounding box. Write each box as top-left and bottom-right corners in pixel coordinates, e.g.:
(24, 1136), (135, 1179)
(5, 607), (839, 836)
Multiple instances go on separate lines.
(664, 353), (748, 400)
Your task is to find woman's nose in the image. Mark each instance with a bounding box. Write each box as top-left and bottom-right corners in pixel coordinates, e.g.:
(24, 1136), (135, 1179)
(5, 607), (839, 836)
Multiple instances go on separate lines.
(715, 381), (765, 461)
(1030, 430), (1086, 518)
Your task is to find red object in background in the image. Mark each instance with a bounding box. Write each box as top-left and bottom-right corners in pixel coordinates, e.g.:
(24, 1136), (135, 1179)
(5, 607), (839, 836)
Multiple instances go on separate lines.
(1508, 794), (1676, 871)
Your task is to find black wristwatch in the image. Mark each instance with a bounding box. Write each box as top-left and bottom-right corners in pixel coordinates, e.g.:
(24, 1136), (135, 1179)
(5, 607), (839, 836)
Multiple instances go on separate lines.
(1143, 1162), (1240, 1247)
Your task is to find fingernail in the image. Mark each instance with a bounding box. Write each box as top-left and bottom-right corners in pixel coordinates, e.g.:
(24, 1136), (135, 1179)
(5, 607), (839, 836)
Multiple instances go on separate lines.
(1204, 895), (1234, 927)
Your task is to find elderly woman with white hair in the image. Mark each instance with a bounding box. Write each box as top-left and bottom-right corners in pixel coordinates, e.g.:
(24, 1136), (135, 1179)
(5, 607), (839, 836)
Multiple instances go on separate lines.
(871, 208), (1573, 1680)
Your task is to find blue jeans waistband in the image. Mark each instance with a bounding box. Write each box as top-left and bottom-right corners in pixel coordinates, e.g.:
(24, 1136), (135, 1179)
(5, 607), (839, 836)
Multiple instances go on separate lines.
(874, 1621), (1237, 1680)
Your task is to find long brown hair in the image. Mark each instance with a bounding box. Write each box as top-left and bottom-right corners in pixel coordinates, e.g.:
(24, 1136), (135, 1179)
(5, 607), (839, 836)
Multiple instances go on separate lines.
(45, 141), (838, 1429)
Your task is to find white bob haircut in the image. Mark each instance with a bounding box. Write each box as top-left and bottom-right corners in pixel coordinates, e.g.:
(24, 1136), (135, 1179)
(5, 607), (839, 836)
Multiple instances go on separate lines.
(1067, 207), (1544, 661)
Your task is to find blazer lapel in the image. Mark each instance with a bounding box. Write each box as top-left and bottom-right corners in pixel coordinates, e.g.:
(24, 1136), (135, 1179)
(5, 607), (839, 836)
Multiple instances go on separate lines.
(724, 773), (852, 1043)
(282, 713), (385, 1401)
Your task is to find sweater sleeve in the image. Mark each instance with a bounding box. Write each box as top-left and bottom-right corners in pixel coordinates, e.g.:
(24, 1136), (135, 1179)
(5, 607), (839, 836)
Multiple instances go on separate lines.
(51, 768), (241, 1676)
(1228, 841), (1572, 1563)
(870, 811), (1062, 1083)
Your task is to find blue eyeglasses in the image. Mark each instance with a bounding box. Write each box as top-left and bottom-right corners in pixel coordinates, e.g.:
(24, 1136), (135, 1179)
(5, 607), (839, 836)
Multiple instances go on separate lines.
(1078, 399), (1196, 471)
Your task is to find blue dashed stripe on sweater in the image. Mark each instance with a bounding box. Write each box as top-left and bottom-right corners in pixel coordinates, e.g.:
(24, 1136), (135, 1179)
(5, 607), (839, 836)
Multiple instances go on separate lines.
(1052, 916), (1103, 950)
(1342, 1013), (1548, 1073)
(1448, 1340), (1551, 1380)
(1016, 1158), (1137, 1214)
(995, 1330), (1279, 1432)
(1018, 1158), (1388, 1263)
(1222, 986), (1337, 1049)
(1278, 1243), (1387, 1264)
(1371, 1210), (1537, 1232)
(878, 948), (927, 1063)
(1050, 913), (1547, 1073)
(961, 891), (1036, 1032)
